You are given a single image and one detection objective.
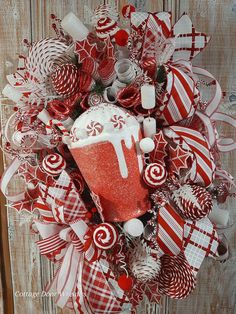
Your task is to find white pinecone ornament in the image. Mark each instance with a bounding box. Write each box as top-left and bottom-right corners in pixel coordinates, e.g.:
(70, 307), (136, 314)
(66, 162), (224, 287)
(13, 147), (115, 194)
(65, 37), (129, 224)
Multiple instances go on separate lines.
(128, 240), (161, 282)
(51, 63), (80, 97)
(172, 184), (213, 221)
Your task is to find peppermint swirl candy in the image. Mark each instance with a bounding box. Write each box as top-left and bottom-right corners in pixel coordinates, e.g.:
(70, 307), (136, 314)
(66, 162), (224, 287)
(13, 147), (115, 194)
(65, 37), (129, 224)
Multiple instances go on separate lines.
(143, 162), (167, 188)
(86, 121), (103, 136)
(88, 92), (104, 107)
(110, 115), (125, 129)
(42, 153), (66, 176)
(95, 17), (119, 40)
(93, 223), (118, 250)
(93, 4), (118, 25)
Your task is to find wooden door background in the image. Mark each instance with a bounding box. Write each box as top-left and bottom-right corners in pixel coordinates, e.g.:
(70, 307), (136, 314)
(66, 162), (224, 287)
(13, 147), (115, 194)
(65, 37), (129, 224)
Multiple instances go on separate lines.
(0, 0), (236, 313)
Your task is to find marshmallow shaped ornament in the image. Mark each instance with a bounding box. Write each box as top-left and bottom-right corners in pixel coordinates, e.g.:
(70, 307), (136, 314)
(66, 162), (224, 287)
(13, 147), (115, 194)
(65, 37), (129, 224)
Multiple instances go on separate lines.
(69, 104), (150, 222)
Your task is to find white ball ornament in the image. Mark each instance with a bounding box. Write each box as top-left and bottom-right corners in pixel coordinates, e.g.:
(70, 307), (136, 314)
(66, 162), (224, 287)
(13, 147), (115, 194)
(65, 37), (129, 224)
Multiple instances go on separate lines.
(139, 138), (155, 153)
(27, 182), (36, 190)
(123, 218), (144, 237)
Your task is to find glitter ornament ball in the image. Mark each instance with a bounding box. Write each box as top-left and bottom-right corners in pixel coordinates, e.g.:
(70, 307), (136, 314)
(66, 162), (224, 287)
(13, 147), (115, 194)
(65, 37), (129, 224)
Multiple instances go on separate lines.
(118, 274), (133, 291)
(123, 218), (144, 237)
(114, 29), (129, 46)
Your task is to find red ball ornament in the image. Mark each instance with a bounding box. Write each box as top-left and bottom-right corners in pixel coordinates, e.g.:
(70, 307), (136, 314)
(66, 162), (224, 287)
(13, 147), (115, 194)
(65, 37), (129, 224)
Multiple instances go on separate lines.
(91, 207), (97, 213)
(114, 29), (129, 46)
(85, 212), (93, 220)
(121, 4), (136, 19)
(118, 274), (133, 291)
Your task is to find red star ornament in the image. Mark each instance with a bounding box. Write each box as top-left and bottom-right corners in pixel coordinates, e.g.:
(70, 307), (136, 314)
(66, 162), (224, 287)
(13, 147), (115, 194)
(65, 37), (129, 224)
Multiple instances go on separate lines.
(169, 145), (192, 176)
(150, 131), (168, 163)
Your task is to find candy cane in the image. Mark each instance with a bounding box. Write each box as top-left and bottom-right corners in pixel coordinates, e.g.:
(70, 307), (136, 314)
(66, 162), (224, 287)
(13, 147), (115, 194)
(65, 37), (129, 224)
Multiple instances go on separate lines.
(46, 119), (70, 137)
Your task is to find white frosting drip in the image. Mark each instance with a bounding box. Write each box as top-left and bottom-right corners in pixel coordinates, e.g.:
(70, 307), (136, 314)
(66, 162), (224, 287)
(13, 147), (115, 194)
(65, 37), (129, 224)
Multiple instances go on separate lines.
(69, 103), (143, 178)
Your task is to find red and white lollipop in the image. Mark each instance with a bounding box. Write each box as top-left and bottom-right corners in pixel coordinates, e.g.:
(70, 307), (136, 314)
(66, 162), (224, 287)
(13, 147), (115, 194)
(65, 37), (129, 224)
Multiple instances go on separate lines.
(42, 153), (66, 176)
(95, 17), (119, 40)
(143, 162), (167, 188)
(93, 223), (118, 250)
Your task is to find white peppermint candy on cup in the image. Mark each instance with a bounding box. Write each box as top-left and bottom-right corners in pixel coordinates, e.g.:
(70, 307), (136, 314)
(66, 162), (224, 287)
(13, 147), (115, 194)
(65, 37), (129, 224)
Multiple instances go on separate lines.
(93, 223), (118, 250)
(42, 153), (66, 176)
(143, 162), (167, 187)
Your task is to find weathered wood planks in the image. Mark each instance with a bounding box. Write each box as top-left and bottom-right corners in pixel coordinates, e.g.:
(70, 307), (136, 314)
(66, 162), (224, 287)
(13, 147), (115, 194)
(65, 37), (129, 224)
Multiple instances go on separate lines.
(0, 1), (235, 313)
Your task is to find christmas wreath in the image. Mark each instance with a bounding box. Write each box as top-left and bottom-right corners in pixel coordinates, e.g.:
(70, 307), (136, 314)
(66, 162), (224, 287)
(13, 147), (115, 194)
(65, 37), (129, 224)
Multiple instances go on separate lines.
(1, 4), (235, 313)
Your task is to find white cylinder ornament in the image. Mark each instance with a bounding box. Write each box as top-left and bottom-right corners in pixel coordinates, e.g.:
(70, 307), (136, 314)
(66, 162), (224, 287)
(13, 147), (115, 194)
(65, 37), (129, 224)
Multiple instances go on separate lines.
(115, 59), (136, 83)
(2, 84), (23, 103)
(123, 218), (144, 237)
(208, 203), (230, 226)
(103, 87), (117, 103)
(143, 117), (157, 138)
(61, 12), (89, 41)
(141, 85), (156, 109)
(112, 79), (126, 93)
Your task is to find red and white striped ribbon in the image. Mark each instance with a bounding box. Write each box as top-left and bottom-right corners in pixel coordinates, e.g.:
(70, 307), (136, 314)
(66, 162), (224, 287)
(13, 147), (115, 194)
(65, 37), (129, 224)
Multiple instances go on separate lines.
(157, 203), (184, 256)
(159, 63), (197, 125)
(165, 125), (215, 187)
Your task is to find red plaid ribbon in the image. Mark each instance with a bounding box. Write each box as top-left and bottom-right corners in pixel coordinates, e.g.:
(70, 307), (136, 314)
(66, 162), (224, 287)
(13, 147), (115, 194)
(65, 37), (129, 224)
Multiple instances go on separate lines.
(183, 217), (219, 275)
(130, 12), (171, 60)
(38, 170), (88, 223)
(157, 203), (184, 256)
(82, 258), (125, 313)
(171, 13), (210, 61)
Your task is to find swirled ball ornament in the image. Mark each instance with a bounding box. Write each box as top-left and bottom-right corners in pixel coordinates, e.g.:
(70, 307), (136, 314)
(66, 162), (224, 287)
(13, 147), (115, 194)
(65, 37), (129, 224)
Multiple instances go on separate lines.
(158, 253), (196, 299)
(93, 223), (118, 250)
(42, 153), (66, 176)
(143, 162), (167, 188)
(51, 63), (80, 97)
(171, 184), (213, 221)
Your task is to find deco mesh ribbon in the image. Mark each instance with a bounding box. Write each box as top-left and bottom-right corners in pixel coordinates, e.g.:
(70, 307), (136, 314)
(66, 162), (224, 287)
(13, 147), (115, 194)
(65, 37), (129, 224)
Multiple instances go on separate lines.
(0, 5), (235, 313)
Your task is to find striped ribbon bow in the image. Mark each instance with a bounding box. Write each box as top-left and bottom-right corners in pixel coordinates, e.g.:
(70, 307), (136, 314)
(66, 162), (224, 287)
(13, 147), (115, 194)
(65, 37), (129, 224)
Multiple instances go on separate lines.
(35, 219), (130, 313)
(35, 219), (100, 309)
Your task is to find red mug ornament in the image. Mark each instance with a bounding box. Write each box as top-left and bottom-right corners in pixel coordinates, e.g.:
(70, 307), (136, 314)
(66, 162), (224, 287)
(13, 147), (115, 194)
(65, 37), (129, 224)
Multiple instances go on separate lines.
(69, 103), (150, 222)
